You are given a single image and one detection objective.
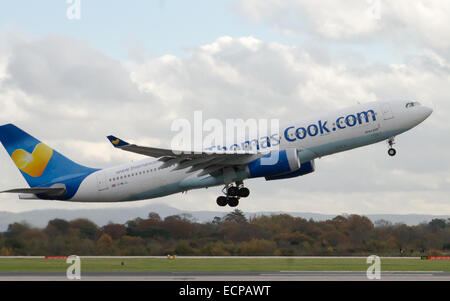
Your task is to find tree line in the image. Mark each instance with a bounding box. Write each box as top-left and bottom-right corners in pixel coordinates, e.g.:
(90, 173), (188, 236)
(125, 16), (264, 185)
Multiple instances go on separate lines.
(0, 210), (449, 256)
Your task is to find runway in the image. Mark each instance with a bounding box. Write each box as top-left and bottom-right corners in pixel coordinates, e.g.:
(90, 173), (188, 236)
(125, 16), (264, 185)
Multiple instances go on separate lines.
(1, 271), (449, 281)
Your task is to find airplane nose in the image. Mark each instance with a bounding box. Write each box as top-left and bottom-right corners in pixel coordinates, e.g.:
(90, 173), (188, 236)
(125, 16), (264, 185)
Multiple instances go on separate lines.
(424, 106), (433, 118)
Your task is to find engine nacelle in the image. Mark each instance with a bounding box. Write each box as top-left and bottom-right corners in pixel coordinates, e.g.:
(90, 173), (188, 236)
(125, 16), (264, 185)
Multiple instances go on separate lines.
(247, 148), (300, 179)
(265, 160), (315, 181)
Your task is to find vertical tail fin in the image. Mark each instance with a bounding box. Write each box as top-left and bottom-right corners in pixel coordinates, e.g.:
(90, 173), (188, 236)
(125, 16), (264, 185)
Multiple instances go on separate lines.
(0, 124), (97, 188)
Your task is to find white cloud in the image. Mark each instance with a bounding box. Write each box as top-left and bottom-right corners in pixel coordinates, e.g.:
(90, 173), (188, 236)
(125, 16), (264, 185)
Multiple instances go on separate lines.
(0, 33), (449, 215)
(239, 0), (381, 39)
(4, 35), (151, 104)
(236, 0), (450, 53)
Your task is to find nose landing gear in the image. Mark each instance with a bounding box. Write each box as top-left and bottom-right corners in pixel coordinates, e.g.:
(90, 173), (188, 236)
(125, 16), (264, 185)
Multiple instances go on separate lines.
(216, 182), (250, 207)
(387, 137), (397, 156)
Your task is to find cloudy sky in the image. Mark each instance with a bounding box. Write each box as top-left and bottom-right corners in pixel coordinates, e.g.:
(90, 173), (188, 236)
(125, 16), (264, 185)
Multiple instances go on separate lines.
(0, 0), (449, 215)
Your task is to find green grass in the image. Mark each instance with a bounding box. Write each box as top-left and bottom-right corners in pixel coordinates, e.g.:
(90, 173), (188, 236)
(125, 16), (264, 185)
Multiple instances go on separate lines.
(0, 257), (449, 273)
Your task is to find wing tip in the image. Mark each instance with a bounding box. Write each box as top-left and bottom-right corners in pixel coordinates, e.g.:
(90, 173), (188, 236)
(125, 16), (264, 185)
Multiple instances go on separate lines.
(107, 135), (129, 147)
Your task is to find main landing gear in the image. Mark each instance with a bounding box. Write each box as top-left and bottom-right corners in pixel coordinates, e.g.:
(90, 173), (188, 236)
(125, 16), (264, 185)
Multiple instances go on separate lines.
(216, 182), (250, 207)
(387, 137), (397, 157)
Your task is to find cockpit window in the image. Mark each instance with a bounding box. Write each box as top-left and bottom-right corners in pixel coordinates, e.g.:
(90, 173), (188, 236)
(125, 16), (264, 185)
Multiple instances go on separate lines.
(406, 101), (421, 108)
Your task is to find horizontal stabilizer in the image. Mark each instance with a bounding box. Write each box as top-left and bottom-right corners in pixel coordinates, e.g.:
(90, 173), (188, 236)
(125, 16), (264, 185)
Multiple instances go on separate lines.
(1, 187), (66, 197)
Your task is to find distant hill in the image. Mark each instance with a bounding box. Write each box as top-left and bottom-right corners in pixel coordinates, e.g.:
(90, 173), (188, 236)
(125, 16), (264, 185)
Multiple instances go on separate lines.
(0, 203), (448, 231)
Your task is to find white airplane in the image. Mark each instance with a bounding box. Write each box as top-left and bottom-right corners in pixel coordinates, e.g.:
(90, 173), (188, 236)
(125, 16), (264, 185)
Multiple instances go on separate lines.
(0, 100), (432, 207)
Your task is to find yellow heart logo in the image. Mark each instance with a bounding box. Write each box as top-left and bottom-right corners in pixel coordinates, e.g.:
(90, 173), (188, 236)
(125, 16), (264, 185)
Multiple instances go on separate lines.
(11, 143), (53, 177)
(112, 139), (120, 145)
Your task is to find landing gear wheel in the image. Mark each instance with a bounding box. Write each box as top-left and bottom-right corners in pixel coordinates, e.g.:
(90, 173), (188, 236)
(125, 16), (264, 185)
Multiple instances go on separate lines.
(238, 187), (250, 198)
(387, 137), (397, 157)
(388, 148), (397, 157)
(227, 197), (239, 207)
(217, 183), (247, 207)
(227, 186), (239, 197)
(216, 196), (228, 207)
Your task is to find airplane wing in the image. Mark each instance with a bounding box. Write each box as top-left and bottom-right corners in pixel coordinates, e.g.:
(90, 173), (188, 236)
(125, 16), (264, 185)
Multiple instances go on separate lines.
(107, 135), (264, 176)
(106, 135), (259, 157)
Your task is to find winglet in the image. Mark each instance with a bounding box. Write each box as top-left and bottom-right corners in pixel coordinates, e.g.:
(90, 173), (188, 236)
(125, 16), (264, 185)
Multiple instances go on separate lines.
(107, 135), (130, 148)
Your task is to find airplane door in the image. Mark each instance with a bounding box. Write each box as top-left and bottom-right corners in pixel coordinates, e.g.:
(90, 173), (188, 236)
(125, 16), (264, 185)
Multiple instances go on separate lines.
(96, 173), (108, 192)
(381, 103), (394, 120)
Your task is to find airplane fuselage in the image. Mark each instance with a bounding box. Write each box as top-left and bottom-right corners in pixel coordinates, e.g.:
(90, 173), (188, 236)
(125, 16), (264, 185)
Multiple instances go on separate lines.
(70, 100), (432, 202)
